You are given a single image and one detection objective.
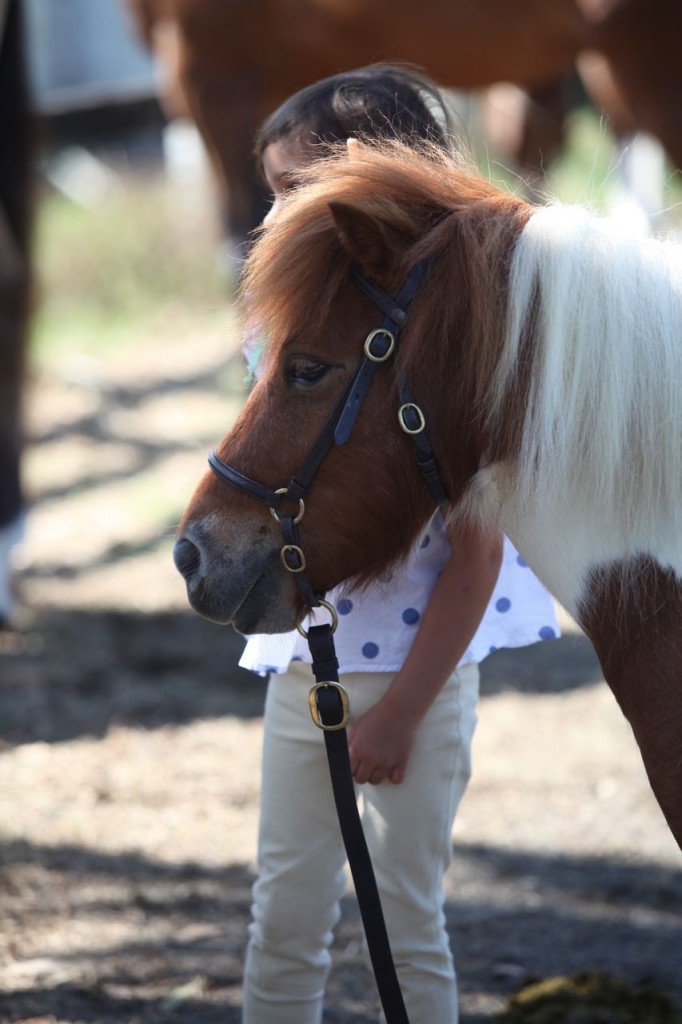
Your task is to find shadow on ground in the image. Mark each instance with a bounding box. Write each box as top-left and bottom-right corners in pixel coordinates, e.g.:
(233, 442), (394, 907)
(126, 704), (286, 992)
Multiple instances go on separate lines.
(0, 837), (680, 1023)
(0, 609), (263, 747)
(1, 608), (599, 747)
(4, 608), (680, 1022)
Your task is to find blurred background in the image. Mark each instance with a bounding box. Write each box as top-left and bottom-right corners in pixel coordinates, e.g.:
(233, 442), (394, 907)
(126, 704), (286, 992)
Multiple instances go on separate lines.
(1, 1), (681, 1021)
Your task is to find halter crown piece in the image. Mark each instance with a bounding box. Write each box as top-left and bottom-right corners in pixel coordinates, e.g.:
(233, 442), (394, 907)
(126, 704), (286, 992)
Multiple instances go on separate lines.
(208, 260), (449, 619)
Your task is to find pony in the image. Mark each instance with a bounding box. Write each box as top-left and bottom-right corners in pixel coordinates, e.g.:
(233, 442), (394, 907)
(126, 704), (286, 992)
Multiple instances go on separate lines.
(0, 0), (31, 625)
(174, 140), (682, 850)
(123, 0), (682, 253)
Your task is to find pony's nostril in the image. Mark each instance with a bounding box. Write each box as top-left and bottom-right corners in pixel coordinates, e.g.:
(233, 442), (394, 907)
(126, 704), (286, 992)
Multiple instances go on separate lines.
(173, 537), (201, 580)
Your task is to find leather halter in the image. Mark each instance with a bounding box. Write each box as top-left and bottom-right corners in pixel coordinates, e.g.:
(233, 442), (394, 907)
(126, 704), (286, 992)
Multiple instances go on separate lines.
(208, 262), (449, 614)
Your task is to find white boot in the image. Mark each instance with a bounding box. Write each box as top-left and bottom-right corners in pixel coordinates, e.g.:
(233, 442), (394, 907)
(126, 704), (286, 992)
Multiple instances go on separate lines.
(0, 514), (25, 625)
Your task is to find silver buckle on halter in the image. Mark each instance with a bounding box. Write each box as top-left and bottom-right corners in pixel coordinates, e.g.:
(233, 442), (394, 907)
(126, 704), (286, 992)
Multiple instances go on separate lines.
(280, 544), (306, 573)
(398, 402), (426, 435)
(364, 328), (395, 362)
(270, 488), (305, 524)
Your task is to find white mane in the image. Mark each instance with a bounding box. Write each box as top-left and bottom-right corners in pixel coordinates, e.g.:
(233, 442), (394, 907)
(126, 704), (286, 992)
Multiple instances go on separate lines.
(490, 204), (682, 564)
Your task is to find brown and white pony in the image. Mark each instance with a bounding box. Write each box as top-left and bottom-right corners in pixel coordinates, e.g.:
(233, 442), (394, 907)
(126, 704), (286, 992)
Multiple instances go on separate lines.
(175, 142), (682, 849)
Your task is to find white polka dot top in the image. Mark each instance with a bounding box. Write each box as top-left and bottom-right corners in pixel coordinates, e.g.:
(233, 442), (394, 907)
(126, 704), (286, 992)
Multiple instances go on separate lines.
(240, 512), (560, 676)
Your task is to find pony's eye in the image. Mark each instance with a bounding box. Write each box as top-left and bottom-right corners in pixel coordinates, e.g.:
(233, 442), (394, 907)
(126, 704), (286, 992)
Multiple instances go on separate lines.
(286, 358), (329, 387)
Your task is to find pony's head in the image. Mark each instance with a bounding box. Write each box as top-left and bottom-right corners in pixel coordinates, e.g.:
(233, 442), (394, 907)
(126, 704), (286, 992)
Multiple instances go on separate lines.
(175, 141), (530, 632)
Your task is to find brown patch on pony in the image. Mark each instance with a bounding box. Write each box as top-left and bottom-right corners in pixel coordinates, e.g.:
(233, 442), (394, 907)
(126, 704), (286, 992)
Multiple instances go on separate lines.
(580, 556), (682, 844)
(241, 140), (535, 501)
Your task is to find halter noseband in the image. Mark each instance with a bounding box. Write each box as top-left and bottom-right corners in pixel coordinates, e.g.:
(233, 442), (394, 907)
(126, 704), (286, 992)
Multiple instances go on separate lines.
(208, 262), (449, 616)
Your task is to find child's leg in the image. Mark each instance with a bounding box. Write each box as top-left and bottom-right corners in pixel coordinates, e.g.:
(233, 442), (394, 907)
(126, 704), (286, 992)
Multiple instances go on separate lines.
(242, 665), (348, 1024)
(352, 663), (480, 1024)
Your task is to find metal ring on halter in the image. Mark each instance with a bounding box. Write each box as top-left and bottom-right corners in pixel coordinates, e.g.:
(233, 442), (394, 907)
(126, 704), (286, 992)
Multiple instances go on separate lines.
(364, 328), (395, 363)
(270, 488), (305, 524)
(296, 597), (339, 638)
(308, 681), (350, 731)
(280, 544), (306, 573)
(398, 402), (426, 435)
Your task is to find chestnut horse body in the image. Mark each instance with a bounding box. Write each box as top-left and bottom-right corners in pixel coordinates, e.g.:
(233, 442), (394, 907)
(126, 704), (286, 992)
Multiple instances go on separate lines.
(175, 142), (682, 849)
(125, 0), (682, 250)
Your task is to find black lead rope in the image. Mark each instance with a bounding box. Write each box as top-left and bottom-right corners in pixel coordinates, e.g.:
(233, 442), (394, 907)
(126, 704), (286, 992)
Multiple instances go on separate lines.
(307, 623), (410, 1024)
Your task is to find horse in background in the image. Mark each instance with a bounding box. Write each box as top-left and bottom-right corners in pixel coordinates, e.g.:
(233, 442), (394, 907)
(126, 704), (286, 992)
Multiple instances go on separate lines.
(0, 0), (31, 626)
(122, 0), (682, 257)
(174, 141), (682, 850)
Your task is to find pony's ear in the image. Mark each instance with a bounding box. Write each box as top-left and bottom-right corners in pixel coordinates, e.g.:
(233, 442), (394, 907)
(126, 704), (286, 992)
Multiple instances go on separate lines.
(345, 138), (363, 161)
(328, 200), (398, 278)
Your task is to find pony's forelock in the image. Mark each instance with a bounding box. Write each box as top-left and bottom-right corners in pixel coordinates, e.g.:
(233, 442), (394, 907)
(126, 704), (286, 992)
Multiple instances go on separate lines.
(241, 140), (507, 345)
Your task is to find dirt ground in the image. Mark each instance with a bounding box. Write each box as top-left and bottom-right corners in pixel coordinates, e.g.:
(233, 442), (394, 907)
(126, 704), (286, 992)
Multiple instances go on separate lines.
(1, 323), (681, 1024)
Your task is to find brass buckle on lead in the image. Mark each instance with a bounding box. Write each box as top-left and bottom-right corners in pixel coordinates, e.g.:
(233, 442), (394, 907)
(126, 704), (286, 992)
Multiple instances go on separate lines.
(308, 681), (350, 731)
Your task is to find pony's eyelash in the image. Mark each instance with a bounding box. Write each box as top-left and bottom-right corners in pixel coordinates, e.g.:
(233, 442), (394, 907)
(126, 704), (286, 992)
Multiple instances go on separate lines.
(286, 358), (329, 385)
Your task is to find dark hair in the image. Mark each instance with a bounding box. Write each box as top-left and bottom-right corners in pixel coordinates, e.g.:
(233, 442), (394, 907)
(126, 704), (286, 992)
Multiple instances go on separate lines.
(255, 63), (461, 172)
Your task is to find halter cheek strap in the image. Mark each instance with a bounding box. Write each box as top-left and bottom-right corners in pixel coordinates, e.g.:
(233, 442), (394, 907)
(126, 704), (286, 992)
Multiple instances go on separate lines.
(333, 264), (426, 443)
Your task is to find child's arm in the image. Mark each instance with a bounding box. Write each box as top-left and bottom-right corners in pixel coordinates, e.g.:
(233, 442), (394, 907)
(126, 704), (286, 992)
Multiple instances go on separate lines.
(347, 523), (503, 785)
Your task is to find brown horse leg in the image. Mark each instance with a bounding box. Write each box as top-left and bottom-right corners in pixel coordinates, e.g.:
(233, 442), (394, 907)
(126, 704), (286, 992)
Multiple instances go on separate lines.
(587, 0), (682, 169)
(0, 0), (31, 623)
(0, 239), (27, 625)
(0, 282), (24, 532)
(515, 77), (576, 185)
(175, 56), (270, 266)
(581, 557), (682, 850)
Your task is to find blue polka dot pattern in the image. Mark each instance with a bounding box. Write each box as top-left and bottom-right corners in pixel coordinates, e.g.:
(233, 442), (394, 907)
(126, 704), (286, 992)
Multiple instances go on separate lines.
(516, 554), (528, 568)
(402, 607), (420, 625)
(362, 642), (379, 659)
(337, 598), (353, 615)
(495, 597), (511, 613)
(539, 625), (556, 640)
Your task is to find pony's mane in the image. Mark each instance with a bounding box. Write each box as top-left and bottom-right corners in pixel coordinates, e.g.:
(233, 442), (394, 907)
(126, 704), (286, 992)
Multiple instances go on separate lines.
(492, 205), (682, 549)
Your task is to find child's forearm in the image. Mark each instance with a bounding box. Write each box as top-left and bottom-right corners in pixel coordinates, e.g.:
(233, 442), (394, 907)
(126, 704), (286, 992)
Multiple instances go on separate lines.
(348, 524), (502, 785)
(381, 525), (502, 723)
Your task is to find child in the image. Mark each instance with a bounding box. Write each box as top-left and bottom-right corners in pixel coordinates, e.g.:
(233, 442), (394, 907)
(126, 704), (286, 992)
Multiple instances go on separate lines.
(239, 64), (559, 1024)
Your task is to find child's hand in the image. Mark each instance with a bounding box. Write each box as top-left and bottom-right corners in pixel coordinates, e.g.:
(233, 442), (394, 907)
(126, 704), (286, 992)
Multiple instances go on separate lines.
(347, 699), (419, 786)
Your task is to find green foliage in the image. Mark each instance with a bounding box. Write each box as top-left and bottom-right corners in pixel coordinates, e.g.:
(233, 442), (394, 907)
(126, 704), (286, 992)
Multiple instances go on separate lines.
(30, 172), (228, 361)
(485, 105), (682, 219)
(30, 110), (682, 366)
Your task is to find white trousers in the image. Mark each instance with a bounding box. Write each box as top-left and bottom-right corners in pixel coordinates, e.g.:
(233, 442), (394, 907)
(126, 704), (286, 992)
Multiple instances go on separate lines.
(242, 661), (480, 1024)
